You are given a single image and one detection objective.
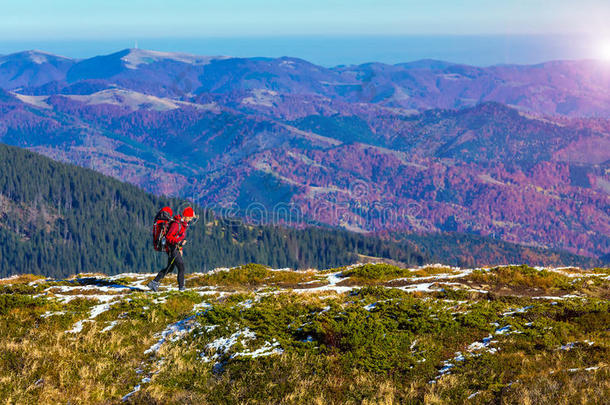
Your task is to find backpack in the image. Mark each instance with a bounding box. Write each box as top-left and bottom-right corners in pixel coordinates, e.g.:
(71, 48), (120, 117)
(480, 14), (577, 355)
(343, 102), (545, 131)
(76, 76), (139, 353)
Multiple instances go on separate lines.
(152, 207), (174, 251)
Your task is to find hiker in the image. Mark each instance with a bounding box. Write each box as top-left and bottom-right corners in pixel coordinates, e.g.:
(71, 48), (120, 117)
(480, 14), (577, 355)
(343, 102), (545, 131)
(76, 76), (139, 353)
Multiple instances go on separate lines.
(148, 207), (196, 291)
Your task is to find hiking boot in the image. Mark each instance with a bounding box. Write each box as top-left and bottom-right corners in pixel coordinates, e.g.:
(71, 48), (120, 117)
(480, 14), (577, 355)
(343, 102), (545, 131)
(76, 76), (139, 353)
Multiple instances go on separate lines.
(178, 286), (186, 291)
(147, 280), (160, 292)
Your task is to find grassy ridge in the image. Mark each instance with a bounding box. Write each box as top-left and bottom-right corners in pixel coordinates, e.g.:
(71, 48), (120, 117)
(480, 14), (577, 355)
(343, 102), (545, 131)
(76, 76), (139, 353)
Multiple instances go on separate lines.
(0, 264), (608, 403)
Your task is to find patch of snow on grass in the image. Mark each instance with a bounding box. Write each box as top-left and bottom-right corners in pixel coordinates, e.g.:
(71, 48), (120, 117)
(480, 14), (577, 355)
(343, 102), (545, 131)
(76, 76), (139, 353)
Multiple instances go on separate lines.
(122, 301), (211, 401)
(233, 339), (283, 358)
(292, 271), (355, 293)
(468, 391), (481, 399)
(398, 282), (436, 292)
(327, 272), (343, 285)
(0, 274), (27, 282)
(201, 328), (254, 362)
(201, 328), (283, 364)
(502, 306), (533, 316)
(66, 300), (117, 334)
(432, 306), (533, 382)
(101, 320), (120, 332)
(54, 294), (117, 304)
(40, 311), (66, 318)
(144, 301), (211, 355)
(237, 299), (254, 309)
(363, 303), (377, 311)
(121, 384), (140, 401)
(559, 340), (594, 351)
(531, 294), (582, 300)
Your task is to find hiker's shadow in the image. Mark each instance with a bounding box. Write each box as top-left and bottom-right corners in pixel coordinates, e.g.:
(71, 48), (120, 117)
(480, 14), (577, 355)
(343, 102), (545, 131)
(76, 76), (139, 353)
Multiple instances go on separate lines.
(66, 277), (145, 292)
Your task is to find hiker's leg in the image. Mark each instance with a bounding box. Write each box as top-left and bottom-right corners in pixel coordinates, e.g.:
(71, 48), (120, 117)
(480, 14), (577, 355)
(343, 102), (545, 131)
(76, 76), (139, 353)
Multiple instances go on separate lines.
(153, 252), (175, 283)
(175, 252), (185, 289)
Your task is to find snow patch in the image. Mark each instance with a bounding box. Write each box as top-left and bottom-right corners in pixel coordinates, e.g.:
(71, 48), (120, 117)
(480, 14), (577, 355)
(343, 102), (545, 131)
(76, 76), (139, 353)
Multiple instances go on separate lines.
(121, 301), (213, 401)
(101, 320), (120, 332)
(53, 293), (117, 304)
(200, 327), (256, 362)
(201, 328), (283, 365)
(495, 325), (511, 335)
(40, 311), (66, 318)
(241, 89), (279, 107)
(502, 306), (532, 316)
(12, 93), (51, 109)
(279, 60), (296, 69)
(397, 282), (437, 292)
(66, 300), (117, 334)
(65, 89), (215, 112)
(431, 306), (532, 382)
(531, 294), (582, 300)
(144, 301), (211, 354)
(237, 299), (254, 309)
(233, 339), (284, 358)
(293, 271), (355, 293)
(559, 340), (594, 351)
(121, 384), (140, 401)
(363, 303), (377, 311)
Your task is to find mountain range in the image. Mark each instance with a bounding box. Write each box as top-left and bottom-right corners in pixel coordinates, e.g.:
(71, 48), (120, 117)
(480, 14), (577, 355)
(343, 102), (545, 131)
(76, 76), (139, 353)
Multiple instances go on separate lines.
(0, 48), (608, 260)
(2, 49), (610, 116)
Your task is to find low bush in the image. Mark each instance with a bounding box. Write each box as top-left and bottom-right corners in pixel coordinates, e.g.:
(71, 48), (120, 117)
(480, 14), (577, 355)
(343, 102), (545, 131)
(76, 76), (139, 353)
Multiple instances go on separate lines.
(342, 264), (409, 282)
(469, 265), (573, 291)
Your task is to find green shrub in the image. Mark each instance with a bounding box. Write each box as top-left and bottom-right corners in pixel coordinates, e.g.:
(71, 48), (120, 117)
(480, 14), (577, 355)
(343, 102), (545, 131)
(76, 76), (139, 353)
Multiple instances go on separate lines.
(202, 263), (272, 286)
(469, 265), (574, 291)
(343, 264), (409, 281)
(0, 294), (46, 315)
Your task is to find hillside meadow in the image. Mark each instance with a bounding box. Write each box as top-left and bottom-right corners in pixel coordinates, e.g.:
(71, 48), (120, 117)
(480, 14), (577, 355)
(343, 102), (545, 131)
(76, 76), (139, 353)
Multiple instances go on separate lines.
(0, 263), (608, 404)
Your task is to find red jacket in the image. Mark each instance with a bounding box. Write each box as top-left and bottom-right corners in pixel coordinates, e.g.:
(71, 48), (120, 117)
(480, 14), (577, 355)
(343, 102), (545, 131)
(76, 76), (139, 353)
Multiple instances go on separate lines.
(165, 215), (188, 247)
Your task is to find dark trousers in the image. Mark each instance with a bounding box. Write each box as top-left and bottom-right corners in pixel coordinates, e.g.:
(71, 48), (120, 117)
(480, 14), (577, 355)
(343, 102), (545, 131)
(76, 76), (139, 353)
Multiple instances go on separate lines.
(153, 245), (185, 288)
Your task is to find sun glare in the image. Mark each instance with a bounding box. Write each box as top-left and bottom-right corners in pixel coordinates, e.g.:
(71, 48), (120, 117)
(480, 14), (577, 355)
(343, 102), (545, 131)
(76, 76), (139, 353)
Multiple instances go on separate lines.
(599, 40), (610, 61)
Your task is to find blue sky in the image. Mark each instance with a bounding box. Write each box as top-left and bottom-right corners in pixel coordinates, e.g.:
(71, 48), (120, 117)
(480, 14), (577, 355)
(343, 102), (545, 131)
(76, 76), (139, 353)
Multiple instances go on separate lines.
(1, 1), (609, 65)
(2, 0), (609, 38)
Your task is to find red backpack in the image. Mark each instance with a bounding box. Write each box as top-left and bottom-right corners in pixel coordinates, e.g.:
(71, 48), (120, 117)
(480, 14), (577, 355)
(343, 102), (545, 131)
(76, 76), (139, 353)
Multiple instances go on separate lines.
(152, 207), (174, 251)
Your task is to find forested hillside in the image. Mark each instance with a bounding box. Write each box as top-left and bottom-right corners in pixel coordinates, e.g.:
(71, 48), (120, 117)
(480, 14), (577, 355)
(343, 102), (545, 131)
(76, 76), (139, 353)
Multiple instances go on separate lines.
(0, 143), (427, 277)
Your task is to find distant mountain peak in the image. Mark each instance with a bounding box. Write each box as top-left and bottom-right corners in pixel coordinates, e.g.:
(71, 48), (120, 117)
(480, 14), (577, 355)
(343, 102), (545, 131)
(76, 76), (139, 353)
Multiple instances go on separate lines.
(396, 59), (455, 70)
(118, 48), (230, 69)
(2, 50), (72, 65)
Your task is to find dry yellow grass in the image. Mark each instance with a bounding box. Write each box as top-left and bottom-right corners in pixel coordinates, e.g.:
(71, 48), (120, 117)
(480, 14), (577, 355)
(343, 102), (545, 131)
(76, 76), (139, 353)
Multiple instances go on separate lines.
(0, 274), (45, 285)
